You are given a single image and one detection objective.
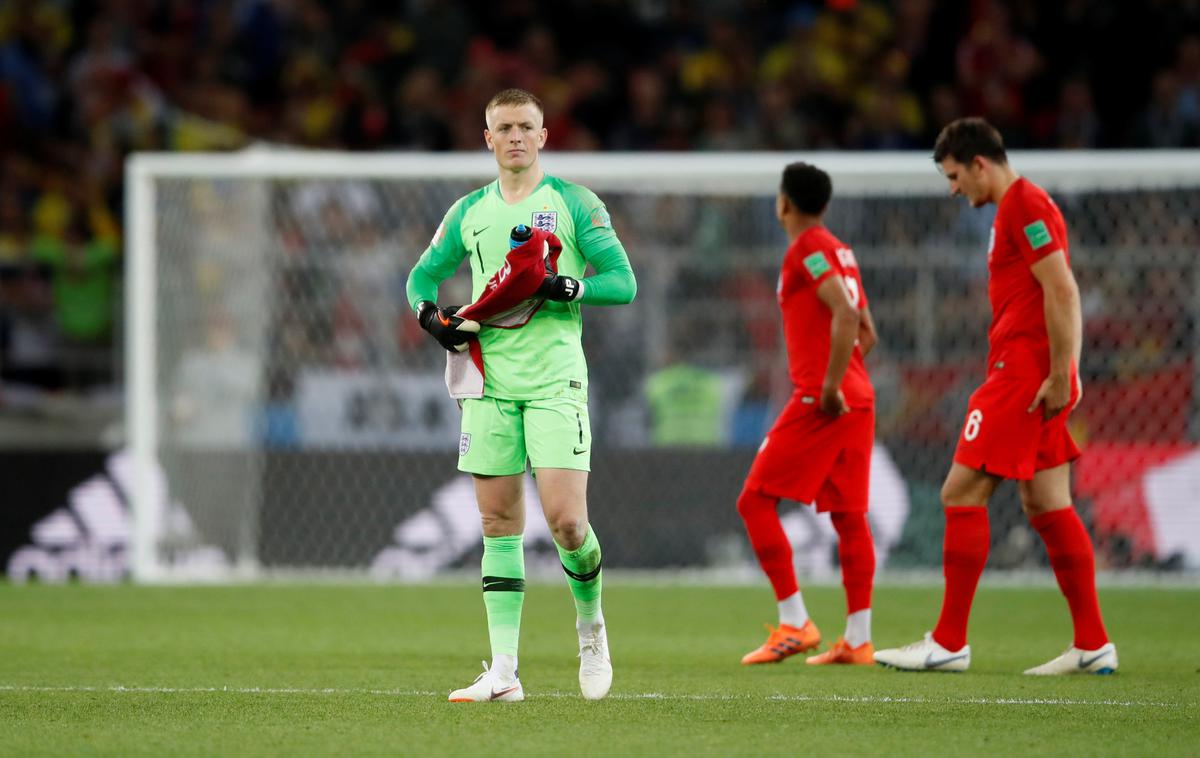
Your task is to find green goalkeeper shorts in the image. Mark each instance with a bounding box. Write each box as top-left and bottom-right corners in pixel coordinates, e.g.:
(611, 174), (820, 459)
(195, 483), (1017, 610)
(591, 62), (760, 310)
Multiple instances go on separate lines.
(458, 396), (592, 475)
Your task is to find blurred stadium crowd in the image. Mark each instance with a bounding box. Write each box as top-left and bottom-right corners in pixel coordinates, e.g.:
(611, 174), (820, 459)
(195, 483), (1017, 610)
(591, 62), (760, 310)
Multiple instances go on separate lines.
(1, 0), (1198, 574)
(1, 0), (1199, 396)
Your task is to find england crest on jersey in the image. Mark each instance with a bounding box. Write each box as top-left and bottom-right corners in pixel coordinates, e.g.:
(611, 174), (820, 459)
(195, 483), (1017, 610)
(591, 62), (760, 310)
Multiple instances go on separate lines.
(532, 211), (557, 232)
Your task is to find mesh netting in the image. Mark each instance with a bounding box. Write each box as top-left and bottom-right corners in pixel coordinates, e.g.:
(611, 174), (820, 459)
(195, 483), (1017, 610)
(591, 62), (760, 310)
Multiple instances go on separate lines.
(139, 156), (1200, 578)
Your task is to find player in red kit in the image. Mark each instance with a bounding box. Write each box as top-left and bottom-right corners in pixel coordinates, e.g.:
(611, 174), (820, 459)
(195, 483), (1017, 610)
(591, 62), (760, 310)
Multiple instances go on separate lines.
(738, 162), (880, 666)
(874, 118), (1117, 675)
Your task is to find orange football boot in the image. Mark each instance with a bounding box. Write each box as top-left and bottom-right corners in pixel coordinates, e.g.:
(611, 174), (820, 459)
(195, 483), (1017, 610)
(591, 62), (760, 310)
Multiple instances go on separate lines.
(741, 620), (821, 664)
(805, 637), (875, 665)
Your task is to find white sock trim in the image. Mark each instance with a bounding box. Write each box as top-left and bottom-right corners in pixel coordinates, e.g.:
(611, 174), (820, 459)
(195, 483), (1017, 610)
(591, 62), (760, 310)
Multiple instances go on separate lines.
(492, 654), (518, 680)
(845, 609), (871, 647)
(777, 592), (809, 628)
(577, 612), (606, 634)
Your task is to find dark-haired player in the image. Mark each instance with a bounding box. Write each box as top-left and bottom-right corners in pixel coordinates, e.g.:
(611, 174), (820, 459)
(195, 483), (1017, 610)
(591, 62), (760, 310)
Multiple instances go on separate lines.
(738, 162), (881, 666)
(874, 117), (1116, 675)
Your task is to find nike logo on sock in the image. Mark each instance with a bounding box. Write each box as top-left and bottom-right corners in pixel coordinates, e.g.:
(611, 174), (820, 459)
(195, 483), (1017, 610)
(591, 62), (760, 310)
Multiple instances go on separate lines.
(924, 651), (968, 668)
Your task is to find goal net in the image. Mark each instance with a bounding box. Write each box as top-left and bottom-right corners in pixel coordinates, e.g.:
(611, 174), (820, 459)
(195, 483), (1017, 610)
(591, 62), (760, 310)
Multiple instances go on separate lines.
(126, 150), (1200, 581)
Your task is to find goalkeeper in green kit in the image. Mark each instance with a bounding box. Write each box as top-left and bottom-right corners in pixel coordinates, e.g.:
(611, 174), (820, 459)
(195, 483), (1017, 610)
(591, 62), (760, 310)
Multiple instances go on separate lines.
(406, 89), (636, 702)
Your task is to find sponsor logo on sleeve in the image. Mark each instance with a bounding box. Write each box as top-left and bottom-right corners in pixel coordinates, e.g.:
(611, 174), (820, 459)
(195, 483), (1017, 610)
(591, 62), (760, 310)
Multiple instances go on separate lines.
(431, 222), (445, 246)
(532, 211), (557, 232)
(1024, 219), (1052, 249)
(590, 206), (611, 228)
(803, 252), (831, 280)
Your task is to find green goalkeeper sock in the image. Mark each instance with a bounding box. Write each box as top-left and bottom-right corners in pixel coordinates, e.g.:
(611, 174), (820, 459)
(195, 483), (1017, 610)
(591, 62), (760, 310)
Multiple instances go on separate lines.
(556, 525), (603, 626)
(482, 535), (525, 661)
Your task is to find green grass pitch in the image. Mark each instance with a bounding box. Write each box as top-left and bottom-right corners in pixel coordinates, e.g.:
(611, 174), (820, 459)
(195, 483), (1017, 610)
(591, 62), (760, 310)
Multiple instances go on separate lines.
(1, 582), (1197, 756)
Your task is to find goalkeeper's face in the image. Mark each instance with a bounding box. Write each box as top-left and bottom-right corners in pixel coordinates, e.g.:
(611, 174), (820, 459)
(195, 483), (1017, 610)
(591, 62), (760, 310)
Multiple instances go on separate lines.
(485, 103), (548, 172)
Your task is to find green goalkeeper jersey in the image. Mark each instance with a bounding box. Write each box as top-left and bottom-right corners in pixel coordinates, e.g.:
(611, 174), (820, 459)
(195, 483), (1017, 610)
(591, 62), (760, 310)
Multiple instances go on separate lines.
(406, 173), (636, 400)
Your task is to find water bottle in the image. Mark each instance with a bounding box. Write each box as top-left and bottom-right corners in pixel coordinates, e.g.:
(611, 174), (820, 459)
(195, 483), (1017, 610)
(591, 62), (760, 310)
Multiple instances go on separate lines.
(509, 224), (533, 249)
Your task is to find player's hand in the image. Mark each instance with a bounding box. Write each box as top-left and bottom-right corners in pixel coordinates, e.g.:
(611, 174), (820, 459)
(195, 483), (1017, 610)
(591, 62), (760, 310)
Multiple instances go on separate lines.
(819, 383), (849, 416)
(1027, 372), (1072, 419)
(537, 272), (584, 302)
(417, 301), (480, 352)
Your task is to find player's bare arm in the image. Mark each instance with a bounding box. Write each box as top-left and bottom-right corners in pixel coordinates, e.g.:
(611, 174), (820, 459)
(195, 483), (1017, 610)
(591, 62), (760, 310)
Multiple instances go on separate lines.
(1027, 251), (1082, 419)
(857, 303), (878, 358)
(815, 274), (859, 416)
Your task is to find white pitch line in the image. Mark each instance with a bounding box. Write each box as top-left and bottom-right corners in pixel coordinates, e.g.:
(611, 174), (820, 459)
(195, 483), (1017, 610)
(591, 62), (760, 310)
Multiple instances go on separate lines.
(0, 685), (1188, 709)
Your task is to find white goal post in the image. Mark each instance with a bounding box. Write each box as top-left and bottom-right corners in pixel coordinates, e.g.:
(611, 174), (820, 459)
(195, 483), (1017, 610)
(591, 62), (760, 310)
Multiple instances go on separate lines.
(125, 149), (1200, 582)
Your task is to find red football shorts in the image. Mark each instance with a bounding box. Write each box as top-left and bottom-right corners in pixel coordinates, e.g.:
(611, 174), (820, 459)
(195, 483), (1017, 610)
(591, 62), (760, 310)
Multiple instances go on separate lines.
(953, 368), (1081, 480)
(744, 395), (874, 512)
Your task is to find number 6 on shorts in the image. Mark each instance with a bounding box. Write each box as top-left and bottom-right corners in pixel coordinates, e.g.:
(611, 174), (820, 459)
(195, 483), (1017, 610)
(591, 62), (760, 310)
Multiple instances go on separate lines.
(963, 409), (983, 441)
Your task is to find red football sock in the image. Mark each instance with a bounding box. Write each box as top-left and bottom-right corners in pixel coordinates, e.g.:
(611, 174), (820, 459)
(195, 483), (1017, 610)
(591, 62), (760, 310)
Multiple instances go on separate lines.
(1030, 508), (1109, 650)
(831, 511), (875, 614)
(932, 506), (989, 652)
(737, 487), (797, 601)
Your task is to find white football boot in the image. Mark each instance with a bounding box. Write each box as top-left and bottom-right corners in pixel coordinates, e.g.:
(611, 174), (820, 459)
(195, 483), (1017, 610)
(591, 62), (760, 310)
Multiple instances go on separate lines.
(1024, 642), (1118, 675)
(447, 661), (524, 702)
(873, 632), (970, 672)
(578, 622), (613, 700)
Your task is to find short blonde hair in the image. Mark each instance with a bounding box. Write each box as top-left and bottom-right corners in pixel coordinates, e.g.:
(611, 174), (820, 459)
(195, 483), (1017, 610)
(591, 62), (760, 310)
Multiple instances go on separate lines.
(485, 88), (544, 120)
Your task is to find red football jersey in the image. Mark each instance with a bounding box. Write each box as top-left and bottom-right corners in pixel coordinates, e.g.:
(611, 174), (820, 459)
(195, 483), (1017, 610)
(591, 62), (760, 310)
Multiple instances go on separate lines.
(987, 177), (1070, 376)
(778, 225), (874, 408)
